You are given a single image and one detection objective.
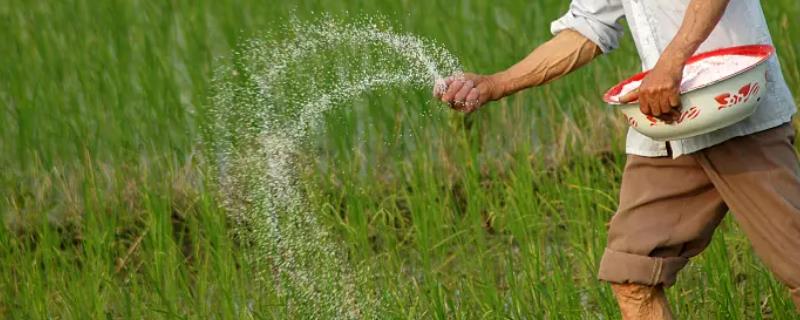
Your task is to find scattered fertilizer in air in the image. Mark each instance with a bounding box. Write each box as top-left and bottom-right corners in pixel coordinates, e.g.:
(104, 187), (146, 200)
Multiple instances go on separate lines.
(206, 17), (460, 319)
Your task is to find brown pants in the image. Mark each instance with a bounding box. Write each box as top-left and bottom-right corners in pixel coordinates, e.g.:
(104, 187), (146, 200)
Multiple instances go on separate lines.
(598, 123), (800, 310)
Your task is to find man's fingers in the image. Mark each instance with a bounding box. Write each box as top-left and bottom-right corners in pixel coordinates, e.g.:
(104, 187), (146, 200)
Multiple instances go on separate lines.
(619, 88), (640, 104)
(441, 80), (465, 102)
(668, 94), (681, 109)
(642, 95), (661, 117)
(640, 93), (654, 116)
(671, 95), (682, 121)
(463, 89), (481, 112)
(628, 88), (652, 116)
(453, 81), (474, 104)
(659, 94), (673, 117)
(465, 89), (479, 105)
(650, 107), (661, 117)
(653, 94), (666, 117)
(658, 91), (680, 121)
(661, 105), (675, 121)
(434, 74), (488, 112)
(652, 92), (664, 116)
(639, 99), (651, 117)
(669, 94), (682, 121)
(668, 94), (682, 121)
(434, 76), (466, 99)
(652, 91), (681, 122)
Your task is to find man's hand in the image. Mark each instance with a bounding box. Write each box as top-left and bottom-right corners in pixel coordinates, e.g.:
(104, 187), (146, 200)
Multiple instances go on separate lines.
(433, 73), (503, 113)
(621, 0), (731, 123)
(619, 62), (684, 122)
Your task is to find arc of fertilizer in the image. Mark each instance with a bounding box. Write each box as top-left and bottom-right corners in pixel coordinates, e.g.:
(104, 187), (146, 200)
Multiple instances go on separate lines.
(209, 18), (462, 319)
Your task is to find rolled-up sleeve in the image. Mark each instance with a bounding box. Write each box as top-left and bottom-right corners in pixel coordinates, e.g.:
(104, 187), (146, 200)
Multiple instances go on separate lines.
(550, 0), (625, 53)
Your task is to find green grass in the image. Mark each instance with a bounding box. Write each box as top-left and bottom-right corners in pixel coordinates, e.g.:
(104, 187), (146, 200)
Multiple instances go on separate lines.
(2, 0), (799, 318)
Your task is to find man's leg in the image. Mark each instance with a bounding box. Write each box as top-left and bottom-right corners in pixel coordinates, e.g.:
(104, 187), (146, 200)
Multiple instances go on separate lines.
(598, 153), (729, 319)
(694, 123), (800, 311)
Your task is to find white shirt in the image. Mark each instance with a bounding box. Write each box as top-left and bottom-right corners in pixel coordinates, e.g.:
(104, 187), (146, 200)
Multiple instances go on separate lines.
(551, 0), (796, 158)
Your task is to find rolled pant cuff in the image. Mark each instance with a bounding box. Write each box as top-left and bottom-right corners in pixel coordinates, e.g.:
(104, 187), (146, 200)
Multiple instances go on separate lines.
(598, 248), (688, 287)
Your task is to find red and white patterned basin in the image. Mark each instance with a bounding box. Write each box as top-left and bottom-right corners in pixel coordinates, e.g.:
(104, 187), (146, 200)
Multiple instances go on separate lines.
(603, 45), (774, 141)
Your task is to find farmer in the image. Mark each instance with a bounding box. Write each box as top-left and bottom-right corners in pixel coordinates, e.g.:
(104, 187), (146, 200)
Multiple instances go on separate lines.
(435, 0), (800, 318)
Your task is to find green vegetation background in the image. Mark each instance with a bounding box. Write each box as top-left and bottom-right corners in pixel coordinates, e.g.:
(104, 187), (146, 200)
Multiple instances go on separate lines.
(2, 0), (799, 318)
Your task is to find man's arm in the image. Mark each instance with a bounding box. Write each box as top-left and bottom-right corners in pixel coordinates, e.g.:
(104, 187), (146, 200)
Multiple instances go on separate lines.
(620, 0), (731, 120)
(435, 29), (602, 113)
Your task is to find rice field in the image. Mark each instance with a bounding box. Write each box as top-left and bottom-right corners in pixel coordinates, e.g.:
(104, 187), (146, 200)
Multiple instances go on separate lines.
(2, 0), (799, 318)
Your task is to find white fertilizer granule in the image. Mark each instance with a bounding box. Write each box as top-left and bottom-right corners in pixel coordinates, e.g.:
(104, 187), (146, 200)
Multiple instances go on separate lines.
(613, 54), (762, 102)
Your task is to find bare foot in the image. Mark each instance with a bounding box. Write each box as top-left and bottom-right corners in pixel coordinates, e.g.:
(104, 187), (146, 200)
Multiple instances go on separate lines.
(611, 283), (674, 320)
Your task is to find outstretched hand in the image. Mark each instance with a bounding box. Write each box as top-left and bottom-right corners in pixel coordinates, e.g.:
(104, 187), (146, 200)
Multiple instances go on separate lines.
(433, 73), (502, 113)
